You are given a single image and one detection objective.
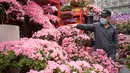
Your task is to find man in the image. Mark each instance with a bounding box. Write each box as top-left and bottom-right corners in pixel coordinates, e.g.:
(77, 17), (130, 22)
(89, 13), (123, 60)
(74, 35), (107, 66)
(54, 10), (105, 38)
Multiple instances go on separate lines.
(74, 10), (118, 61)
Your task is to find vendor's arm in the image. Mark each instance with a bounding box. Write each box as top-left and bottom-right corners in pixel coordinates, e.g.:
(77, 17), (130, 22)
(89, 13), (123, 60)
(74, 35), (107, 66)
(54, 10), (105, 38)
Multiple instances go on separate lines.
(75, 24), (95, 32)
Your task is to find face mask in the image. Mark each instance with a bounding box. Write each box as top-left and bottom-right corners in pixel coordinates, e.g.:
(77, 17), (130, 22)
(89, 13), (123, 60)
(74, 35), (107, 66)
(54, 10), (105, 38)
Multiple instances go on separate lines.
(100, 18), (108, 24)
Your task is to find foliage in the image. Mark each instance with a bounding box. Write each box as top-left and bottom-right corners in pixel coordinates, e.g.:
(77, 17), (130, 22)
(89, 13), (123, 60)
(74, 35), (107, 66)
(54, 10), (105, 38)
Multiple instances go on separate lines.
(0, 51), (47, 73)
(126, 56), (130, 69)
(116, 24), (130, 34)
(61, 5), (72, 12)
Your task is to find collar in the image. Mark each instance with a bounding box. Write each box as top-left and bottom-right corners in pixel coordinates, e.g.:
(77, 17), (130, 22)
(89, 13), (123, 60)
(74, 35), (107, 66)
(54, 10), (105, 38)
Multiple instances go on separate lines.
(100, 22), (112, 28)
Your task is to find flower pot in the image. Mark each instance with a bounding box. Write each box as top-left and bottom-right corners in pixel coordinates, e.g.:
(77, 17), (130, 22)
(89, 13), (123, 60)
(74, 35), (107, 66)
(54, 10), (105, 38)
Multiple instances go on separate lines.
(8, 68), (21, 73)
(0, 24), (20, 42)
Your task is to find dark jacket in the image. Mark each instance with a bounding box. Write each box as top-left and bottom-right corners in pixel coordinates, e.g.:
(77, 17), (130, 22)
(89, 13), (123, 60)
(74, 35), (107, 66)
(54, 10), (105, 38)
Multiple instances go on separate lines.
(76, 22), (118, 55)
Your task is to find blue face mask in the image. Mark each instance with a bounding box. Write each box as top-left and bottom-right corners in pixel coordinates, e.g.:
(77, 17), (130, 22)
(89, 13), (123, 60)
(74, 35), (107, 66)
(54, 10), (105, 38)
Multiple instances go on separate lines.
(100, 18), (108, 24)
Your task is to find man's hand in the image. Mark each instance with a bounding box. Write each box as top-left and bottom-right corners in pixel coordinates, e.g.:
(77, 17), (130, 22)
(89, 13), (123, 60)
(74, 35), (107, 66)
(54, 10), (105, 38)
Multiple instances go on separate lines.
(116, 50), (120, 61)
(71, 24), (78, 28)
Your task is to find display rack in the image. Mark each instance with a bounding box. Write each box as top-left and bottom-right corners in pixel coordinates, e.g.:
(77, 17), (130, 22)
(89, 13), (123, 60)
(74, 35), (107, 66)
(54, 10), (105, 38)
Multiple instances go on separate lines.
(60, 7), (88, 25)
(48, 0), (61, 26)
(72, 8), (86, 24)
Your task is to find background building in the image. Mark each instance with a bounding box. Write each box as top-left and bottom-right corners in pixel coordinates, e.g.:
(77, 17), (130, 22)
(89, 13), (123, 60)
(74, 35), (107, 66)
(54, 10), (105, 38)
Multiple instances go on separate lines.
(95, 0), (130, 13)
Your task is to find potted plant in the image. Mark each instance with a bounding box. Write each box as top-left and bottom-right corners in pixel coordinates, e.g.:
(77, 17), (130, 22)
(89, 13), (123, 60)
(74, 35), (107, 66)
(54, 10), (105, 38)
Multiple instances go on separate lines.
(70, 0), (87, 7)
(60, 11), (73, 19)
(125, 24), (130, 34)
(0, 1), (24, 25)
(116, 24), (126, 34)
(61, 5), (72, 12)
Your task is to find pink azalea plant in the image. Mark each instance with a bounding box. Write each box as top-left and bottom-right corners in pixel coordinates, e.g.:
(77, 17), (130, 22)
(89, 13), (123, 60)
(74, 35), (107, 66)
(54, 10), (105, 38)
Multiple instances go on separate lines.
(0, 0), (25, 23)
(0, 38), (68, 62)
(118, 33), (127, 44)
(0, 0), (16, 3)
(23, 1), (55, 28)
(45, 14), (59, 23)
(87, 4), (102, 21)
(32, 28), (61, 43)
(28, 60), (108, 73)
(27, 49), (121, 73)
(42, 5), (54, 14)
(57, 25), (80, 37)
(0, 30), (121, 73)
(61, 36), (121, 73)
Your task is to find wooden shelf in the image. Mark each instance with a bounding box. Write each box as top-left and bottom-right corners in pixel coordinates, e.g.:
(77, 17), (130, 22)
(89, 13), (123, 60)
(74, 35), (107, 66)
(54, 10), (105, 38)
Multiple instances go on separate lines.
(60, 7), (88, 25)
(73, 13), (86, 17)
(48, 0), (59, 4)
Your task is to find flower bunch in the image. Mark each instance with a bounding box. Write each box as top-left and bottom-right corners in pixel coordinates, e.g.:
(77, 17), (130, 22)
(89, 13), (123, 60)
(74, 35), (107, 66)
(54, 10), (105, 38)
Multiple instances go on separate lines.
(74, 34), (91, 46)
(45, 14), (59, 23)
(0, 37), (121, 73)
(63, 18), (76, 25)
(0, 0), (16, 3)
(70, 0), (87, 7)
(87, 4), (102, 21)
(62, 35), (93, 61)
(62, 38), (121, 73)
(60, 11), (73, 19)
(28, 60), (108, 73)
(32, 28), (61, 43)
(23, 1), (54, 28)
(42, 5), (54, 14)
(7, 1), (25, 20)
(111, 13), (130, 24)
(57, 25), (80, 37)
(118, 33), (126, 44)
(0, 0), (25, 24)
(92, 49), (121, 73)
(119, 42), (130, 59)
(0, 38), (68, 62)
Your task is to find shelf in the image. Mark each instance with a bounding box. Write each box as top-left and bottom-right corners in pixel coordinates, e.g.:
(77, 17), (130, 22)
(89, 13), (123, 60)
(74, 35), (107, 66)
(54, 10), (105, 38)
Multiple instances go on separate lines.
(32, 0), (49, 5)
(73, 13), (86, 17)
(48, 0), (60, 4)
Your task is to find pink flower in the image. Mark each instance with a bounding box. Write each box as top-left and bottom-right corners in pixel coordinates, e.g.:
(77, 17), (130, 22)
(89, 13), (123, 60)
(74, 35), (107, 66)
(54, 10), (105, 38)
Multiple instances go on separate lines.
(93, 64), (104, 72)
(103, 69), (109, 73)
(32, 28), (61, 43)
(91, 71), (96, 73)
(23, 1), (54, 28)
(45, 14), (59, 22)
